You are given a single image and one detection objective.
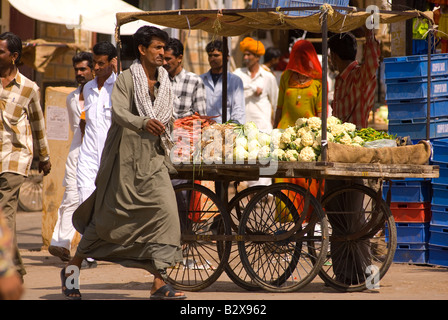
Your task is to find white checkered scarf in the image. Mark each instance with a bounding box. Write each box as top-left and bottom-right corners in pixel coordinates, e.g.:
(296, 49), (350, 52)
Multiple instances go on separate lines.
(130, 59), (174, 155)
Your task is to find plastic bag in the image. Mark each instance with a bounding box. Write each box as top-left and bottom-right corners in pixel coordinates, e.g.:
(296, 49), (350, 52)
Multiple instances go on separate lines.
(363, 139), (397, 148)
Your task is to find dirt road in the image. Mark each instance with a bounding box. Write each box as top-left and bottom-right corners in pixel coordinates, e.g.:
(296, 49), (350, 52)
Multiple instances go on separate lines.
(17, 210), (448, 302)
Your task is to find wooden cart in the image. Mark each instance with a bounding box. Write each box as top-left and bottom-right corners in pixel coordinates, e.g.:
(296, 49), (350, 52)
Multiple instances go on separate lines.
(169, 162), (438, 292)
(115, 5), (438, 293)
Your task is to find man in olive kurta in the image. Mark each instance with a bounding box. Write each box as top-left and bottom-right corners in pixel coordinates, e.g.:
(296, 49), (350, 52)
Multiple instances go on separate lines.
(60, 26), (185, 300)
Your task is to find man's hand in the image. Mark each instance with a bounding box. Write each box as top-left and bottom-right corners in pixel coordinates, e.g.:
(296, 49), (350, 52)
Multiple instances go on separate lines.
(79, 119), (86, 136)
(39, 160), (51, 176)
(145, 119), (166, 136)
(254, 87), (263, 96)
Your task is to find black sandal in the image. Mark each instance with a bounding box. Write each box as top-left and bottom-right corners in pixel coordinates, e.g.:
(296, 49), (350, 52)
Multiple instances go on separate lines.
(60, 268), (82, 300)
(150, 284), (186, 300)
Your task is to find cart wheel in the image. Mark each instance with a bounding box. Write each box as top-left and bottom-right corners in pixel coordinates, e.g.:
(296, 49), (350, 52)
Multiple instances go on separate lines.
(18, 171), (43, 212)
(224, 185), (265, 291)
(167, 183), (232, 291)
(238, 183), (329, 292)
(320, 184), (397, 292)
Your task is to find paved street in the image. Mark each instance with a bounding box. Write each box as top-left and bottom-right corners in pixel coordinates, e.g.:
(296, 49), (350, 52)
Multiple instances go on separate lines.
(16, 210), (448, 304)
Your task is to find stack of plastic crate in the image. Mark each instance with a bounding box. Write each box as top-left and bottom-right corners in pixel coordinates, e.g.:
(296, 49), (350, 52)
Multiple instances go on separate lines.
(251, 0), (350, 16)
(384, 54), (448, 141)
(383, 179), (432, 264)
(429, 139), (448, 267)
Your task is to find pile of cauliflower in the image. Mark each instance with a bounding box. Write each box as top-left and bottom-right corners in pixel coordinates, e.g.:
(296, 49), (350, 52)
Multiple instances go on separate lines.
(232, 116), (365, 162)
(182, 116), (372, 163)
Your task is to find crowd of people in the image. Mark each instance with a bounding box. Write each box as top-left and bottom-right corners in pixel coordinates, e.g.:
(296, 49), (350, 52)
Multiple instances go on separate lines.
(0, 24), (380, 300)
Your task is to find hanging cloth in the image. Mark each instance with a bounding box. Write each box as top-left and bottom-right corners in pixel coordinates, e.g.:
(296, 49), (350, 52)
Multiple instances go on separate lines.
(286, 40), (322, 80)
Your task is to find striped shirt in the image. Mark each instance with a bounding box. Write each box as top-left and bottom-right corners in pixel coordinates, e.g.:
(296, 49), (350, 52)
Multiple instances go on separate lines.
(170, 69), (207, 119)
(331, 32), (380, 129)
(0, 71), (50, 176)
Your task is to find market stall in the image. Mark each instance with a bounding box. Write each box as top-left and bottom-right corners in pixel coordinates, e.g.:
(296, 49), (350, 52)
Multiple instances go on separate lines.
(114, 5), (439, 293)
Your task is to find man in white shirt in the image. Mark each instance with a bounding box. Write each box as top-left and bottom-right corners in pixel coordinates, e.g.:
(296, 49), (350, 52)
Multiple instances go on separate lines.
(77, 42), (117, 204)
(49, 52), (93, 262)
(234, 37), (278, 133)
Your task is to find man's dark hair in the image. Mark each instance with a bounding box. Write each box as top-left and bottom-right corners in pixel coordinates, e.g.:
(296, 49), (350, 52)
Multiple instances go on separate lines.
(328, 32), (357, 61)
(133, 26), (169, 59)
(72, 51), (93, 69)
(205, 40), (223, 53)
(92, 41), (117, 61)
(264, 47), (281, 63)
(0, 32), (22, 64)
(165, 38), (184, 57)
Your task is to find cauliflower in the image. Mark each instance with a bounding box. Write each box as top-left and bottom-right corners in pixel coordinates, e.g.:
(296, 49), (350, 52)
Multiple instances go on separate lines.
(248, 139), (261, 152)
(271, 148), (286, 161)
(297, 126), (311, 137)
(270, 129), (283, 148)
(330, 123), (346, 137)
(284, 126), (296, 137)
(248, 149), (259, 160)
(307, 117), (322, 131)
(280, 131), (292, 145)
(285, 149), (299, 161)
(258, 145), (271, 159)
(301, 131), (315, 147)
(258, 132), (271, 146)
(290, 138), (302, 151)
(298, 146), (316, 162)
(295, 117), (308, 128)
(234, 145), (248, 160)
(327, 116), (342, 128)
(342, 122), (356, 132)
(339, 133), (352, 145)
(352, 136), (365, 145)
(243, 121), (258, 134)
(235, 136), (248, 150)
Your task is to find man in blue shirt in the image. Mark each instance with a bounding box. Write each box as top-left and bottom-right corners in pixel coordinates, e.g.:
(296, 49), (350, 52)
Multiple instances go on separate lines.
(200, 40), (245, 124)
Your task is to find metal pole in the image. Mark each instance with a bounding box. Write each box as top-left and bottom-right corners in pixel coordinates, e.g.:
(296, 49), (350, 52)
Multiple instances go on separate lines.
(222, 36), (228, 123)
(426, 28), (432, 141)
(321, 11), (328, 163)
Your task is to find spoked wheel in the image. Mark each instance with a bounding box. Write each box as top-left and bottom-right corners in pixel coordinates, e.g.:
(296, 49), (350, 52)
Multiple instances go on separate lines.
(224, 185), (265, 291)
(320, 183), (397, 292)
(238, 183), (329, 293)
(168, 183), (232, 291)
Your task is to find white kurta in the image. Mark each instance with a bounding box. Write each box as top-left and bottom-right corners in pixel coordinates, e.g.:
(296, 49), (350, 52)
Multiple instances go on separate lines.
(77, 73), (117, 203)
(50, 87), (83, 250)
(233, 66), (278, 133)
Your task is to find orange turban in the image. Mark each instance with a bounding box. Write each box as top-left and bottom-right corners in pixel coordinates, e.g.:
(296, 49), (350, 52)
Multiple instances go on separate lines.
(239, 37), (265, 56)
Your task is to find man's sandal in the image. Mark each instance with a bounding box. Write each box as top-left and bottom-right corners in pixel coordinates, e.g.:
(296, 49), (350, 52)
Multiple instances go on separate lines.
(150, 284), (186, 300)
(60, 268), (82, 300)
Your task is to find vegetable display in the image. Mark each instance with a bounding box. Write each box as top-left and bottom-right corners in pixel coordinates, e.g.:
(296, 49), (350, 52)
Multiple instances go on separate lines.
(171, 114), (396, 163)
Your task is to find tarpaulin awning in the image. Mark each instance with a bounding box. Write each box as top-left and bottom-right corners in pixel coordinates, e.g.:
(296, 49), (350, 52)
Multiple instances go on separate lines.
(21, 39), (87, 72)
(115, 7), (434, 37)
(8, 0), (165, 35)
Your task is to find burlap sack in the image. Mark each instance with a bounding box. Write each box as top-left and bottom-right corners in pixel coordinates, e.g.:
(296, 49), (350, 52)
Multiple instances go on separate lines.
(327, 140), (431, 165)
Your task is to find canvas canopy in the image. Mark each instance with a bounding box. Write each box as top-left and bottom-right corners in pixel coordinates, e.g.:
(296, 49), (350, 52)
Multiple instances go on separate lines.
(115, 6), (433, 37)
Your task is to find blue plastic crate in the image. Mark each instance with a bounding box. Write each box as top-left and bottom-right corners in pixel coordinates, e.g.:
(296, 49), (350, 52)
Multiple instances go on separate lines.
(254, 0), (350, 16)
(383, 180), (432, 203)
(384, 54), (448, 81)
(431, 161), (448, 185)
(431, 204), (448, 226)
(432, 138), (448, 162)
(252, 0), (279, 8)
(432, 183), (448, 206)
(396, 222), (430, 243)
(393, 243), (428, 264)
(388, 117), (448, 140)
(385, 77), (448, 101)
(428, 245), (448, 267)
(387, 98), (448, 120)
(429, 225), (448, 246)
